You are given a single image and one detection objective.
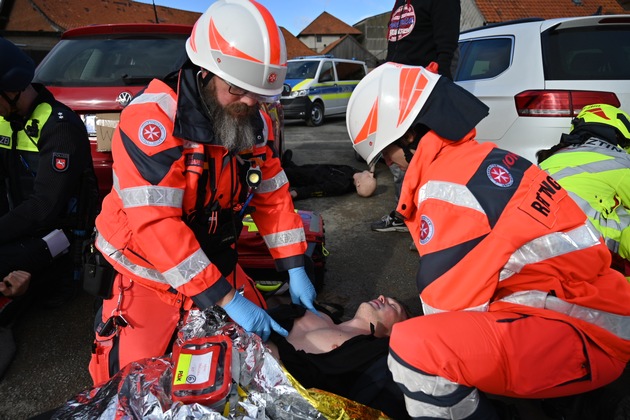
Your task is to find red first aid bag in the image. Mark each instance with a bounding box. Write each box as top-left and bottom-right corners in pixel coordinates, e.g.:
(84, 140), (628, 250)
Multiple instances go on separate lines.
(237, 209), (327, 294)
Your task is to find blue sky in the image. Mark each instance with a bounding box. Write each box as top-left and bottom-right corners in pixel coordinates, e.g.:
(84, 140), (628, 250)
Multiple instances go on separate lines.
(136, 0), (391, 35)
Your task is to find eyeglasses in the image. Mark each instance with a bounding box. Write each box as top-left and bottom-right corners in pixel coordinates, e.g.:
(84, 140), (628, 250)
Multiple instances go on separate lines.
(219, 77), (280, 103)
(224, 79), (250, 97)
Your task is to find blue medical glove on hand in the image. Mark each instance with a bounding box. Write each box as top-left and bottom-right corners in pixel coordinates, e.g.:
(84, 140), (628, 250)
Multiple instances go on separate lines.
(288, 266), (318, 314)
(223, 292), (288, 341)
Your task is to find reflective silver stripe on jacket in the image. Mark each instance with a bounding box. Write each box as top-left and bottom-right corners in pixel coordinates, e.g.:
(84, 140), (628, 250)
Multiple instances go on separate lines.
(421, 301), (489, 316)
(256, 170), (288, 194)
(499, 223), (600, 281)
(263, 227), (306, 249)
(547, 144), (630, 255)
(418, 181), (485, 214)
(552, 159), (621, 181)
(129, 92), (177, 121)
(96, 233), (210, 288)
(388, 355), (480, 419)
(565, 190), (628, 255)
(498, 290), (630, 340)
(112, 170), (184, 209)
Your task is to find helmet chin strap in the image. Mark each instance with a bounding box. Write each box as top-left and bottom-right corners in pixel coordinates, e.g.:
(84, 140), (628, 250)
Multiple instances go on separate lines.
(0, 90), (21, 108)
(196, 70), (215, 118)
(197, 69), (213, 88)
(400, 124), (428, 163)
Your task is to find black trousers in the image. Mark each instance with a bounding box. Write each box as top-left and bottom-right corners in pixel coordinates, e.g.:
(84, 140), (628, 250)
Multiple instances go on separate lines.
(0, 236), (62, 326)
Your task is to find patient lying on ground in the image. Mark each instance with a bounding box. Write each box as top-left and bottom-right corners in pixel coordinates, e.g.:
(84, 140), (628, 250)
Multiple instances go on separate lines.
(266, 296), (411, 419)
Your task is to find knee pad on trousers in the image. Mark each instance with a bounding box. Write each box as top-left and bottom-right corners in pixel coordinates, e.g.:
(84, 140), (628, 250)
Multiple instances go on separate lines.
(388, 350), (498, 419)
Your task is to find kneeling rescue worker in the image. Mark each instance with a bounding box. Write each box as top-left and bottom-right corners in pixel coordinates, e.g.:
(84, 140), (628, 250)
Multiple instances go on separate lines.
(346, 62), (630, 419)
(89, 0), (318, 385)
(538, 104), (630, 278)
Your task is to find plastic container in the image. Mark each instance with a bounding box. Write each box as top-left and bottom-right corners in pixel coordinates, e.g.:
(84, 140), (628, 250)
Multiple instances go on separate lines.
(171, 335), (233, 409)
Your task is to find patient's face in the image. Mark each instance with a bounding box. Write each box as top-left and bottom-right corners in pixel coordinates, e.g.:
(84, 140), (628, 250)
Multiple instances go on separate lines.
(353, 170), (376, 197)
(355, 295), (408, 337)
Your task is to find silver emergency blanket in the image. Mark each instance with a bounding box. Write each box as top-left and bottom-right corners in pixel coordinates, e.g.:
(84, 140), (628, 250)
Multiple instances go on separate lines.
(51, 307), (326, 420)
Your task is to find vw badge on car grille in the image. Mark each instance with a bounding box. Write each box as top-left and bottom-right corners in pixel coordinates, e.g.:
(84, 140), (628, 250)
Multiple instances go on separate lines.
(116, 91), (133, 107)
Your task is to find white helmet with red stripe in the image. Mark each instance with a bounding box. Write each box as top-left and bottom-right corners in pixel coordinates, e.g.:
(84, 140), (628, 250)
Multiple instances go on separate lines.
(186, 0), (287, 98)
(347, 62), (489, 166)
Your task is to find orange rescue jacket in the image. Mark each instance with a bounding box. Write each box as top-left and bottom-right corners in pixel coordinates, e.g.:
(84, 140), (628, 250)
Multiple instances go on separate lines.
(95, 75), (306, 308)
(397, 130), (630, 362)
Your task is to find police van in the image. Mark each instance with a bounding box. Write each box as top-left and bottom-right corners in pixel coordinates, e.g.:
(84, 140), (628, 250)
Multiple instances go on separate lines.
(281, 55), (368, 126)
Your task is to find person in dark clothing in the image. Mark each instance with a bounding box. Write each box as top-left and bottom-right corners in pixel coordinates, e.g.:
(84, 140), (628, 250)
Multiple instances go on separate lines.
(267, 296), (410, 419)
(0, 37), (98, 378)
(386, 0), (461, 80)
(282, 150), (376, 200)
(375, 0), (461, 234)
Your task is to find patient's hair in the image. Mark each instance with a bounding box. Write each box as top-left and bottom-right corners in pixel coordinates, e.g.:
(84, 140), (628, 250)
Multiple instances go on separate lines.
(391, 296), (413, 320)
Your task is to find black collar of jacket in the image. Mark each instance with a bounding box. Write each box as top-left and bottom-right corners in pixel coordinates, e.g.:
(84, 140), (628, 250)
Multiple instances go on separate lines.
(412, 76), (489, 141)
(172, 66), (265, 148)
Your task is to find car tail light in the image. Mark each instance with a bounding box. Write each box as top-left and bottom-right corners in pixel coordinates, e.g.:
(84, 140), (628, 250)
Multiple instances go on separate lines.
(515, 90), (620, 117)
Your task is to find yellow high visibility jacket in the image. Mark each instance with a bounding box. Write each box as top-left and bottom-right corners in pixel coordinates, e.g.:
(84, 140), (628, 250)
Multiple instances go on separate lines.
(540, 137), (630, 261)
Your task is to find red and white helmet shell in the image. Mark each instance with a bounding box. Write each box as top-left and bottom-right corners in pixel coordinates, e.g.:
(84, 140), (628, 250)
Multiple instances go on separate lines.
(346, 62), (441, 166)
(186, 0), (287, 97)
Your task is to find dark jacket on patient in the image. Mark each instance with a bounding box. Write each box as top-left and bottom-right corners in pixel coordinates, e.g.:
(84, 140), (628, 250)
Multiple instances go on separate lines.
(268, 304), (409, 420)
(284, 163), (360, 200)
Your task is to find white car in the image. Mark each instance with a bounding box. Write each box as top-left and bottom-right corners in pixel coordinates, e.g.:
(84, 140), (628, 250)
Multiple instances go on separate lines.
(455, 15), (630, 163)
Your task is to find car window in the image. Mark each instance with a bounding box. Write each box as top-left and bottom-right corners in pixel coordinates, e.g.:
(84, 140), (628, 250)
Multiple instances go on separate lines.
(542, 26), (630, 80)
(336, 62), (366, 81)
(34, 36), (188, 87)
(319, 61), (334, 83)
(286, 61), (319, 79)
(455, 37), (512, 81)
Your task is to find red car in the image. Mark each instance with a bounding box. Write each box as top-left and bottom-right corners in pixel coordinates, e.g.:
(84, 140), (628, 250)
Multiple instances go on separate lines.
(34, 23), (284, 201)
(33, 23), (192, 200)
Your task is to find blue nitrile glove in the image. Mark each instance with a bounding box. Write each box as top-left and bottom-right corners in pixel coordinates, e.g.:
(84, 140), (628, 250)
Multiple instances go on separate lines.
(223, 292), (288, 341)
(288, 266), (318, 314)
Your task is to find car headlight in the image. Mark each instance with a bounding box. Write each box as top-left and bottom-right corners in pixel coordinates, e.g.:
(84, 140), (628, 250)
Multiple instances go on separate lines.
(290, 89), (309, 98)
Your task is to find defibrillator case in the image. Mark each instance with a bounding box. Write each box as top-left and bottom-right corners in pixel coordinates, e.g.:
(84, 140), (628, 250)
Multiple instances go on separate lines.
(171, 335), (233, 409)
(237, 209), (326, 293)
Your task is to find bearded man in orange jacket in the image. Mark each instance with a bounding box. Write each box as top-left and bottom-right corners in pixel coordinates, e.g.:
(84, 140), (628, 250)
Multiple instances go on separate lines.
(89, 0), (318, 385)
(347, 62), (630, 419)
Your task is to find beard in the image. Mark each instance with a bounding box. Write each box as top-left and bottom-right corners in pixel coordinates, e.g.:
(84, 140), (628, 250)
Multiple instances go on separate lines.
(203, 81), (258, 153)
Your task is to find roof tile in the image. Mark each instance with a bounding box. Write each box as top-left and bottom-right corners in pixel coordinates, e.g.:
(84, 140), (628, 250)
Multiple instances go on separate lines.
(298, 11), (362, 36)
(281, 27), (316, 59)
(5, 0), (200, 32)
(475, 0), (628, 23)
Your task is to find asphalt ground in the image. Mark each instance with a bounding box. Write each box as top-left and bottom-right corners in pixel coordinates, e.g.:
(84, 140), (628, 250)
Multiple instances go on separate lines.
(0, 115), (628, 419)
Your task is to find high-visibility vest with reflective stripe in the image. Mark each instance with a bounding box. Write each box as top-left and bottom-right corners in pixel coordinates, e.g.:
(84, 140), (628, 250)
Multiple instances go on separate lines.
(0, 102), (52, 205)
(0, 102), (52, 152)
(540, 138), (630, 260)
(397, 131), (630, 361)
